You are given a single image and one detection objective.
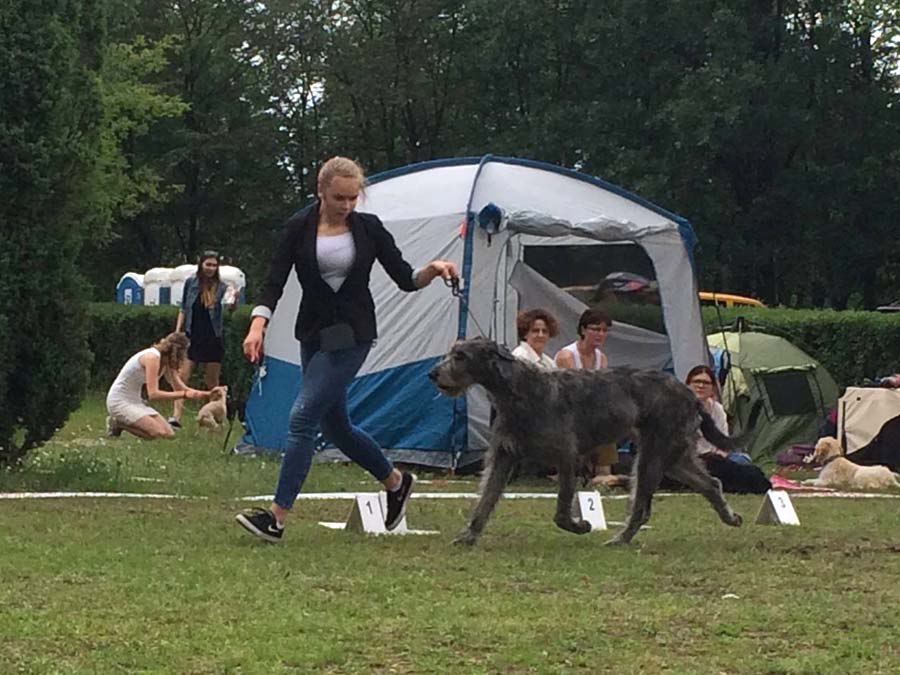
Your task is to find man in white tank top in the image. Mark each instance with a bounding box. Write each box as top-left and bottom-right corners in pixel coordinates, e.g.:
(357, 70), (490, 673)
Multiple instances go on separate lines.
(555, 308), (625, 487)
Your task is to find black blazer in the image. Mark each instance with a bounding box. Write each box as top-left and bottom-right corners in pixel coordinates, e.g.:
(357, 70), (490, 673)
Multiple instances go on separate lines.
(255, 202), (419, 343)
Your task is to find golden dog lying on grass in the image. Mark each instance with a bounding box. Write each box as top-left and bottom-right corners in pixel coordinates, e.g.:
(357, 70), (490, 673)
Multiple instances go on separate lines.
(804, 436), (900, 490)
(196, 385), (228, 431)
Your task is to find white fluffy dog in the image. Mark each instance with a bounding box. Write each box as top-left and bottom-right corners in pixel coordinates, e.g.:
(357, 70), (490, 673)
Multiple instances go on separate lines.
(804, 436), (900, 490)
(196, 385), (228, 431)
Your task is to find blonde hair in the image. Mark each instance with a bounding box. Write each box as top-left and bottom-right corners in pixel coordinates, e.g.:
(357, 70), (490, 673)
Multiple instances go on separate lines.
(317, 156), (365, 193)
(152, 332), (189, 374)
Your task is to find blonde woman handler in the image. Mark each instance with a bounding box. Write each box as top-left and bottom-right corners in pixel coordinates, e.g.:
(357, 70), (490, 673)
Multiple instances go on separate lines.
(235, 156), (458, 542)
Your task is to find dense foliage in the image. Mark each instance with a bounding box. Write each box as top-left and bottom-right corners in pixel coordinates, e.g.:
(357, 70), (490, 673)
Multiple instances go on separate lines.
(609, 304), (900, 388)
(0, 0), (106, 465)
(85, 303), (254, 398)
(3, 0), (898, 464)
(64, 0), (900, 309)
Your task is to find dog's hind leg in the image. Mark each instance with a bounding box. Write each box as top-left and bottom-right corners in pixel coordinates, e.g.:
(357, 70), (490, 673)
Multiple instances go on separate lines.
(665, 455), (742, 527)
(606, 451), (665, 545)
(453, 448), (517, 546)
(553, 451), (592, 535)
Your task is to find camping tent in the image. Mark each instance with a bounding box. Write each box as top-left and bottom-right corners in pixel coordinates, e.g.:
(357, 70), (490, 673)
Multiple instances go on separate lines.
(239, 155), (708, 467)
(707, 330), (839, 460)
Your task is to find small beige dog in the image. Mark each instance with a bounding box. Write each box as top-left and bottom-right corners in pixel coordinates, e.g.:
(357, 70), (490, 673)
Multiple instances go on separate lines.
(196, 385), (228, 431)
(804, 436), (900, 490)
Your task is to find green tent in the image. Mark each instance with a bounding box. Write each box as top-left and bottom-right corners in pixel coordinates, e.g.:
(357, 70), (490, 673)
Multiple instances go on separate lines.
(707, 330), (839, 461)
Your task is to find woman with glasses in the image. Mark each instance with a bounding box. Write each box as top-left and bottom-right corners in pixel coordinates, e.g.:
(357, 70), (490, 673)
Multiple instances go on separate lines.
(687, 364), (757, 466)
(684, 364), (769, 492)
(555, 308), (622, 487)
(169, 250), (236, 428)
(685, 365), (731, 457)
(554, 308), (610, 370)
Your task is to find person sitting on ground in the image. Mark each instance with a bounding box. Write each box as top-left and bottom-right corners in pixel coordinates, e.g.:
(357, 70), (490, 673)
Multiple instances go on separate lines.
(685, 364), (770, 494)
(555, 307), (610, 371)
(508, 308), (559, 480)
(687, 365), (750, 463)
(511, 308), (559, 370)
(555, 308), (623, 487)
(105, 332), (212, 440)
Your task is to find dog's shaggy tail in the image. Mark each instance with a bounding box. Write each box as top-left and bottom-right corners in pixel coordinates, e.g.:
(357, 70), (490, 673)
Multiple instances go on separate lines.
(699, 399), (764, 451)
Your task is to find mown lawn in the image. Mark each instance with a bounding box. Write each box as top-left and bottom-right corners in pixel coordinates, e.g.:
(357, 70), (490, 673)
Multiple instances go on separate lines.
(2, 396), (900, 674)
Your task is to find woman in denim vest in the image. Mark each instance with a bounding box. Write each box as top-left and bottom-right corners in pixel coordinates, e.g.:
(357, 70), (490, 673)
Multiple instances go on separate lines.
(169, 251), (235, 427)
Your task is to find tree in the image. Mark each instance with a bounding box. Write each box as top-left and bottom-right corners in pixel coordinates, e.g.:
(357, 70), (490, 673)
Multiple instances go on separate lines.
(0, 0), (107, 465)
(109, 0), (293, 291)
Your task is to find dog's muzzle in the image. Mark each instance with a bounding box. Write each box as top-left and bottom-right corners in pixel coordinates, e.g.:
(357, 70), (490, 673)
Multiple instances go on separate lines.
(428, 364), (464, 396)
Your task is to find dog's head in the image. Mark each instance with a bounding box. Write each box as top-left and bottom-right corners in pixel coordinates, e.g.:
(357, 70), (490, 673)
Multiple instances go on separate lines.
(428, 337), (518, 397)
(807, 436), (842, 464)
(209, 385), (228, 402)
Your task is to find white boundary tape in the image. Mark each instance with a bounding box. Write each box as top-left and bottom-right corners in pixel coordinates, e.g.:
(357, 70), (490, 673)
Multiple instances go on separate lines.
(0, 492), (200, 500)
(2, 490), (899, 502)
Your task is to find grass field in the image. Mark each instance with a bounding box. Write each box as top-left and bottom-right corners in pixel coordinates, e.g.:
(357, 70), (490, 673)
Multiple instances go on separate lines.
(2, 397), (900, 674)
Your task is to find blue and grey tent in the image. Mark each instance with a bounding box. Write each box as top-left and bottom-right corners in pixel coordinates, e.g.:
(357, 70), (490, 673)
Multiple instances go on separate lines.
(239, 155), (707, 468)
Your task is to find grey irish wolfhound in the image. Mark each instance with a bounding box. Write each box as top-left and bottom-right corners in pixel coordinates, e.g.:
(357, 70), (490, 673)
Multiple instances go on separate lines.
(428, 338), (748, 545)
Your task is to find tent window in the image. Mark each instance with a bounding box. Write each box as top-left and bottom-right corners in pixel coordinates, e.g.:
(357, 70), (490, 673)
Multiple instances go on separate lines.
(523, 243), (667, 334)
(760, 370), (817, 416)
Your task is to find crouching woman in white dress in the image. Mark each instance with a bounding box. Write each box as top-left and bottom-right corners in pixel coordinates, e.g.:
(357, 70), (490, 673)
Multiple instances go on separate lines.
(106, 332), (211, 439)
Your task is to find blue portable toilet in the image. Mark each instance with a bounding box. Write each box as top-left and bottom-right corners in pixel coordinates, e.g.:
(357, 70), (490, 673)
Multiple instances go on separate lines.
(116, 273), (144, 305)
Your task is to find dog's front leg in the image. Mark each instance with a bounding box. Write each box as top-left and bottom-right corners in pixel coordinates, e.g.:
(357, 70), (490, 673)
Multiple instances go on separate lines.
(453, 449), (516, 546)
(554, 453), (591, 535)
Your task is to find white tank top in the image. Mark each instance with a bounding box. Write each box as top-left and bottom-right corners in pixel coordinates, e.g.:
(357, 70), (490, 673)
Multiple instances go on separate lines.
(562, 341), (605, 370)
(317, 231), (356, 292)
(107, 347), (161, 402)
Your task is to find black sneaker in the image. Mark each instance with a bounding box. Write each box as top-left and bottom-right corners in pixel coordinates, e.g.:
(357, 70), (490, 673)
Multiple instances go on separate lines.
(235, 507), (283, 543)
(167, 417), (182, 429)
(385, 472), (416, 531)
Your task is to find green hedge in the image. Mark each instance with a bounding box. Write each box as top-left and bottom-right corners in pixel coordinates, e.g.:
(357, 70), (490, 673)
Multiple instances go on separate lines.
(87, 303), (255, 397)
(608, 304), (900, 388)
(87, 303), (900, 397)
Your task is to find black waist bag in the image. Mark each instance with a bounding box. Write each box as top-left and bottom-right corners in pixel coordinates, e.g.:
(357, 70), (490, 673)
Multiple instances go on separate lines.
(318, 322), (356, 352)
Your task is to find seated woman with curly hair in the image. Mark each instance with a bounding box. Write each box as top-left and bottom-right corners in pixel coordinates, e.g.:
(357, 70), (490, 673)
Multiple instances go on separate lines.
(511, 308), (559, 370)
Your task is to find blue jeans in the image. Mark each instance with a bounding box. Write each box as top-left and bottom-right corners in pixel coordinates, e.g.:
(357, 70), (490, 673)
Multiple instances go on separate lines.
(273, 341), (393, 509)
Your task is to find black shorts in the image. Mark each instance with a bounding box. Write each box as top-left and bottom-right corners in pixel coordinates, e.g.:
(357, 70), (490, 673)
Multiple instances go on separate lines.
(187, 336), (225, 364)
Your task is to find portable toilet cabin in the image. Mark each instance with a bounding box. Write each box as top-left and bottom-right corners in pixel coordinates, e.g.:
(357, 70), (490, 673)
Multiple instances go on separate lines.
(169, 264), (198, 307)
(116, 273), (144, 305)
(143, 267), (173, 306)
(220, 265), (247, 304)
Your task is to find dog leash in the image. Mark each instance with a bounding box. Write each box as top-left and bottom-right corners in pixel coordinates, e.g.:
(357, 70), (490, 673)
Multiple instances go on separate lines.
(445, 276), (491, 338)
(221, 364), (257, 455)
